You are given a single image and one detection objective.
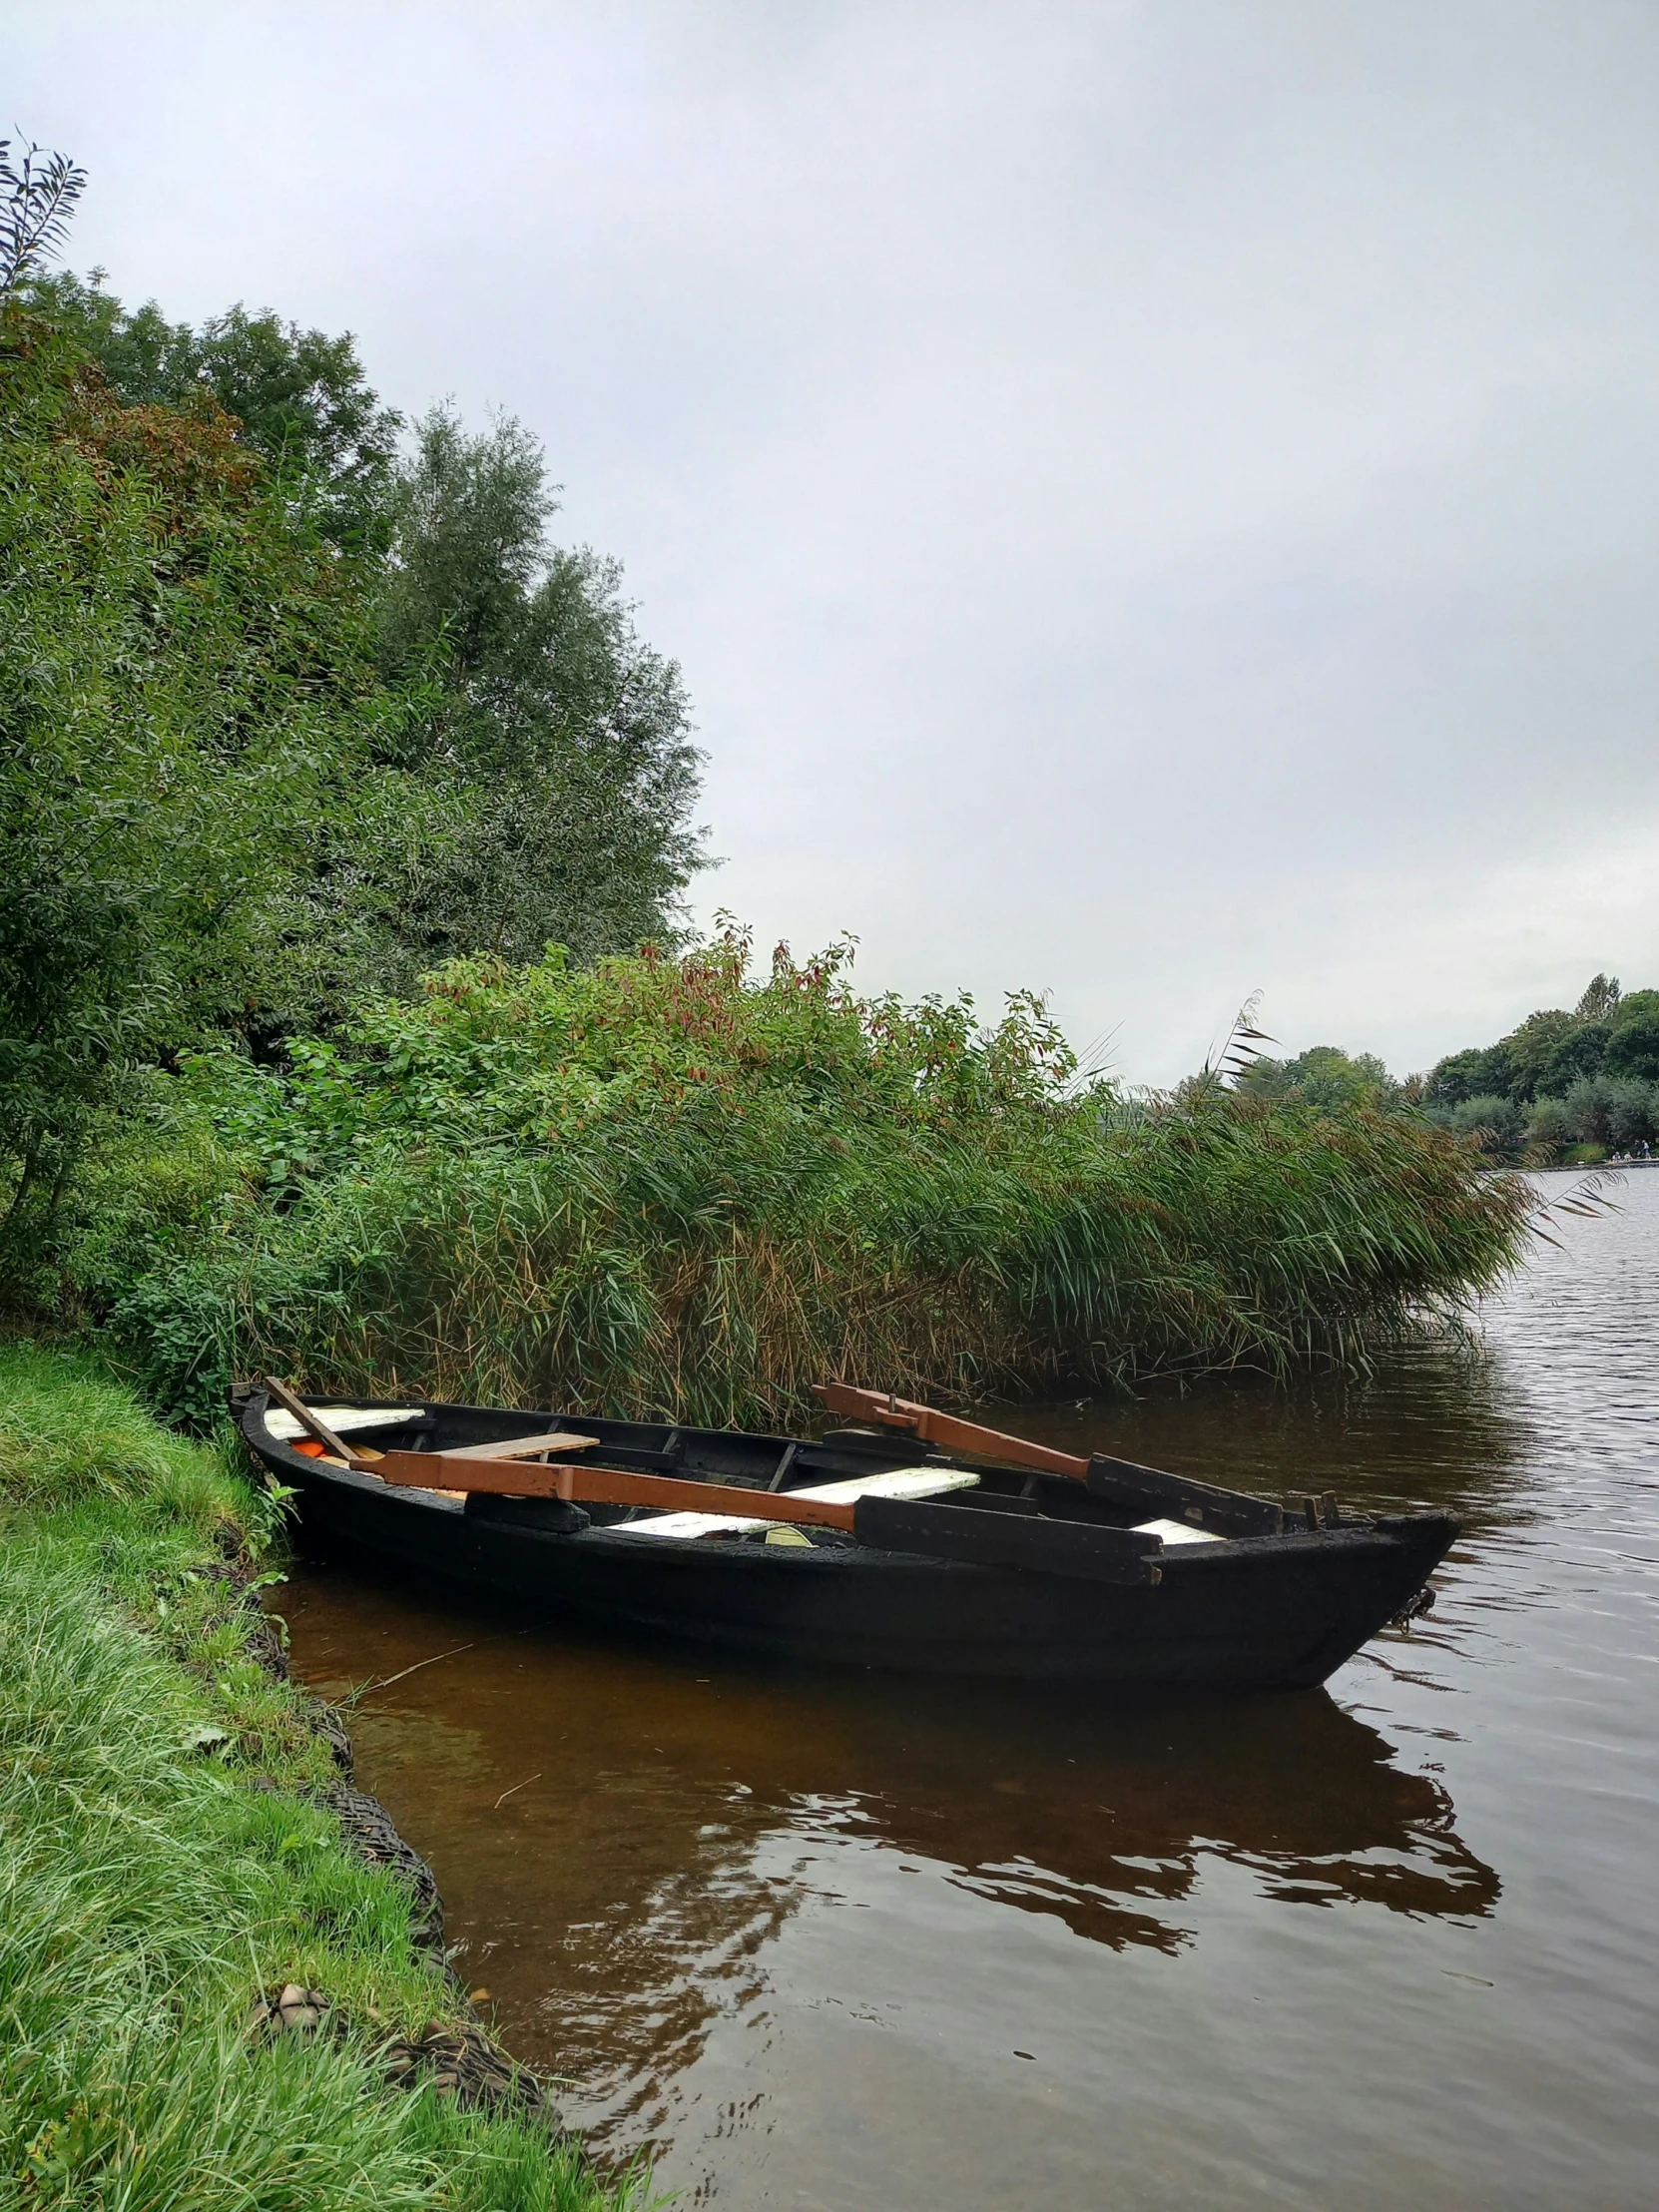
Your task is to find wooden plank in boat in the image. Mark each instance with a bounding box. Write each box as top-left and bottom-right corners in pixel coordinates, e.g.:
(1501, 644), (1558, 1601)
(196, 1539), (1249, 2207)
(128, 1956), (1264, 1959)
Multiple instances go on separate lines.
(1133, 1516), (1224, 1547)
(266, 1404), (427, 1441)
(372, 1451), (860, 1530)
(612, 1466), (980, 1541)
(433, 1431), (599, 1460)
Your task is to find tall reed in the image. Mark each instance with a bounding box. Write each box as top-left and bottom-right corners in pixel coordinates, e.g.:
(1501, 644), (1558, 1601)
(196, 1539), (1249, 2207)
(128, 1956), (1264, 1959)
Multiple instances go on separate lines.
(90, 936), (1537, 1427)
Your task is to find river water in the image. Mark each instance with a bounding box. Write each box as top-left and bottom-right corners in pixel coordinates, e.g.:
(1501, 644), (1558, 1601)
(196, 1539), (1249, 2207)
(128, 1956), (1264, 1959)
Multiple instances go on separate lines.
(278, 1171), (1659, 2209)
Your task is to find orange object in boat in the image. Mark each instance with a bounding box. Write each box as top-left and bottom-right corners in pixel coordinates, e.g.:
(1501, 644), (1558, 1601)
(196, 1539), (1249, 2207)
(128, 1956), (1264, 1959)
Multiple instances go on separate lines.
(291, 1438), (326, 1457)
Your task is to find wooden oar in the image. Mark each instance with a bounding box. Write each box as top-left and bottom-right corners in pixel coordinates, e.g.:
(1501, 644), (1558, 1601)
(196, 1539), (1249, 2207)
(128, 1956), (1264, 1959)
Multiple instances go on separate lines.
(818, 1381), (1289, 1538)
(815, 1382), (1089, 1481)
(262, 1376), (355, 1462)
(373, 1450), (859, 1531)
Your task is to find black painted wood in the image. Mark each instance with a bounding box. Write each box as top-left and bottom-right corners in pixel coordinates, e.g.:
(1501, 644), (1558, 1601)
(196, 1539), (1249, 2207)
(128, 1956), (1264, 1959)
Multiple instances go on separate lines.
(853, 1496), (1163, 1584)
(1086, 1453), (1285, 1537)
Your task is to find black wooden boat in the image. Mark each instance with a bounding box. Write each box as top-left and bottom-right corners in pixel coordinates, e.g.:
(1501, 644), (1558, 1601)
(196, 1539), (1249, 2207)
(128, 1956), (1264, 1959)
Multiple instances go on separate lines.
(239, 1385), (1455, 1690)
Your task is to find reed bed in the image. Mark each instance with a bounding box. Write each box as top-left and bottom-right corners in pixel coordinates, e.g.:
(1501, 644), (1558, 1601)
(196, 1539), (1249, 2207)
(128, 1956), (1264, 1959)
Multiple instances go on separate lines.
(219, 1105), (1533, 1427)
(91, 939), (1538, 1428)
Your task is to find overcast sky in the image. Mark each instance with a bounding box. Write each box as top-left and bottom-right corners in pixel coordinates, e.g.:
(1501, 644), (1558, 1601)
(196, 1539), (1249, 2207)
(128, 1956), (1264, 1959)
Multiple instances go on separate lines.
(10, 1), (1658, 1081)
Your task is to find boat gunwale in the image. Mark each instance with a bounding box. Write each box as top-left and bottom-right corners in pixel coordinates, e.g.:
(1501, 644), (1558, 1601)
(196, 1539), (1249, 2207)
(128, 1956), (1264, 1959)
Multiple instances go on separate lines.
(237, 1389), (1451, 1574)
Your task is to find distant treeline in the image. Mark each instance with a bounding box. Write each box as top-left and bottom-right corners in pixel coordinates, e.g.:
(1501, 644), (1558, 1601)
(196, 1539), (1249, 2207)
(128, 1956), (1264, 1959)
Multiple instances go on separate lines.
(1247, 975), (1659, 1162)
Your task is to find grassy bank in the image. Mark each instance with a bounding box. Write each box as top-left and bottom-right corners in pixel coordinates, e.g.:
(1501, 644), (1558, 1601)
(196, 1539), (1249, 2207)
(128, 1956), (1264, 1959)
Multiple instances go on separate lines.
(62, 935), (1538, 1430)
(0, 1342), (640, 2211)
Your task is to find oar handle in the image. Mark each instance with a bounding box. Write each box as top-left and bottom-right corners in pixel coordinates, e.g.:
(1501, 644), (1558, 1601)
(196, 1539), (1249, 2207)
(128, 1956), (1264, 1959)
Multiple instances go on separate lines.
(814, 1382), (1090, 1482)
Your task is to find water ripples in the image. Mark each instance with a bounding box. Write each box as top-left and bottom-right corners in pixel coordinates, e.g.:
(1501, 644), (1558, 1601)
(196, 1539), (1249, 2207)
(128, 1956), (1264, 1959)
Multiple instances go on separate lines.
(283, 1170), (1659, 2210)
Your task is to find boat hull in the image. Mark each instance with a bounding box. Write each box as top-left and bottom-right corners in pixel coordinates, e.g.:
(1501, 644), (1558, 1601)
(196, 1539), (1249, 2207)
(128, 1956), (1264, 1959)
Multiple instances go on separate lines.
(242, 1395), (1455, 1690)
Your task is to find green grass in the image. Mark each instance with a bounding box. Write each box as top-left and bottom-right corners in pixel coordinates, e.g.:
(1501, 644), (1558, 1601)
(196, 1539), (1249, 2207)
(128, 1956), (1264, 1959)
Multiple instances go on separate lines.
(0, 1343), (645, 2211)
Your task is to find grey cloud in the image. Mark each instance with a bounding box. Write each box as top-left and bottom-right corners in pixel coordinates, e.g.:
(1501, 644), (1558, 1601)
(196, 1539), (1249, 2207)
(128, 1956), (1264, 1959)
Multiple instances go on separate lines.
(12, 0), (1658, 1077)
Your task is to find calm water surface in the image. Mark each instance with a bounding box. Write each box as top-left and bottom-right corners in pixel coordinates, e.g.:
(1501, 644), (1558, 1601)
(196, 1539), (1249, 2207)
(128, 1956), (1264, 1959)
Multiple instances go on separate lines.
(278, 1172), (1659, 2209)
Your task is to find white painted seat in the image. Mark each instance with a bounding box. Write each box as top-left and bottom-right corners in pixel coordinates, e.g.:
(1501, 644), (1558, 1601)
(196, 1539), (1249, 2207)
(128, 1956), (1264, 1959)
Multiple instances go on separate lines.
(1132, 1516), (1224, 1546)
(266, 1405), (422, 1440)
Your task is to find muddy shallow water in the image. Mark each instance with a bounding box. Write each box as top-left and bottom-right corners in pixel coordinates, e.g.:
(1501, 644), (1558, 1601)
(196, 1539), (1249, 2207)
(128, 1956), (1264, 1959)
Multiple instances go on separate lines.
(278, 1171), (1659, 2209)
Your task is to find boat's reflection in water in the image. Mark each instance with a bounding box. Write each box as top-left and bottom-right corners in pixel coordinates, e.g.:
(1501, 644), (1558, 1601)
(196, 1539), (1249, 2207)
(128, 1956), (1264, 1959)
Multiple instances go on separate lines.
(288, 1559), (1498, 2157)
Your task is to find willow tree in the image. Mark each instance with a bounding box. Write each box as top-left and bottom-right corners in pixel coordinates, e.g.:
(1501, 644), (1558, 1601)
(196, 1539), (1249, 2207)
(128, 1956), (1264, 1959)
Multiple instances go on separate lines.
(374, 406), (707, 969)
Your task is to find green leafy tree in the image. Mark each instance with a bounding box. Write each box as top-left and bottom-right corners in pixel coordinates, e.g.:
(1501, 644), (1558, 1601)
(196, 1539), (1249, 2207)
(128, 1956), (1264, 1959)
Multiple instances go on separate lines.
(1, 157), (707, 1284)
(373, 406), (707, 969)
(0, 308), (421, 1261)
(1605, 1012), (1659, 1083)
(1610, 987), (1659, 1029)
(1426, 1042), (1517, 1106)
(21, 272), (401, 551)
(1245, 1045), (1397, 1111)
(1499, 1008), (1578, 1100)
(1539, 1020), (1609, 1094)
(1428, 976), (1659, 1105)
(22, 257), (706, 983)
(1575, 973), (1622, 1021)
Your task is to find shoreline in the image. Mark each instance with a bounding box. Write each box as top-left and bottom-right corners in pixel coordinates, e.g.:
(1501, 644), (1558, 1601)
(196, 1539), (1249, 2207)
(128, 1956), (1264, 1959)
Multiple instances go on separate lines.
(0, 1340), (637, 2211)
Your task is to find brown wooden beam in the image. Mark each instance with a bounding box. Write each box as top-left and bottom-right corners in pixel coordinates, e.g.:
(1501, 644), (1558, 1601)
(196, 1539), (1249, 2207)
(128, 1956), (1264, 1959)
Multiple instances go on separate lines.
(372, 1451), (856, 1531)
(432, 1431), (598, 1461)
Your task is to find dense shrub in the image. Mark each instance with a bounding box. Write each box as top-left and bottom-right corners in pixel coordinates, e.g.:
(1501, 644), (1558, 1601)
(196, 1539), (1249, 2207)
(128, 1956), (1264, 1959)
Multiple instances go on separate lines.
(77, 934), (1536, 1429)
(1447, 1095), (1525, 1154)
(1559, 1075), (1658, 1152)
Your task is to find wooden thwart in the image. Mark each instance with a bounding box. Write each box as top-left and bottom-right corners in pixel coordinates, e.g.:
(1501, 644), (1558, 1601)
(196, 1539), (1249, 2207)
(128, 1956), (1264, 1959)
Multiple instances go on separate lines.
(433, 1431), (598, 1461)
